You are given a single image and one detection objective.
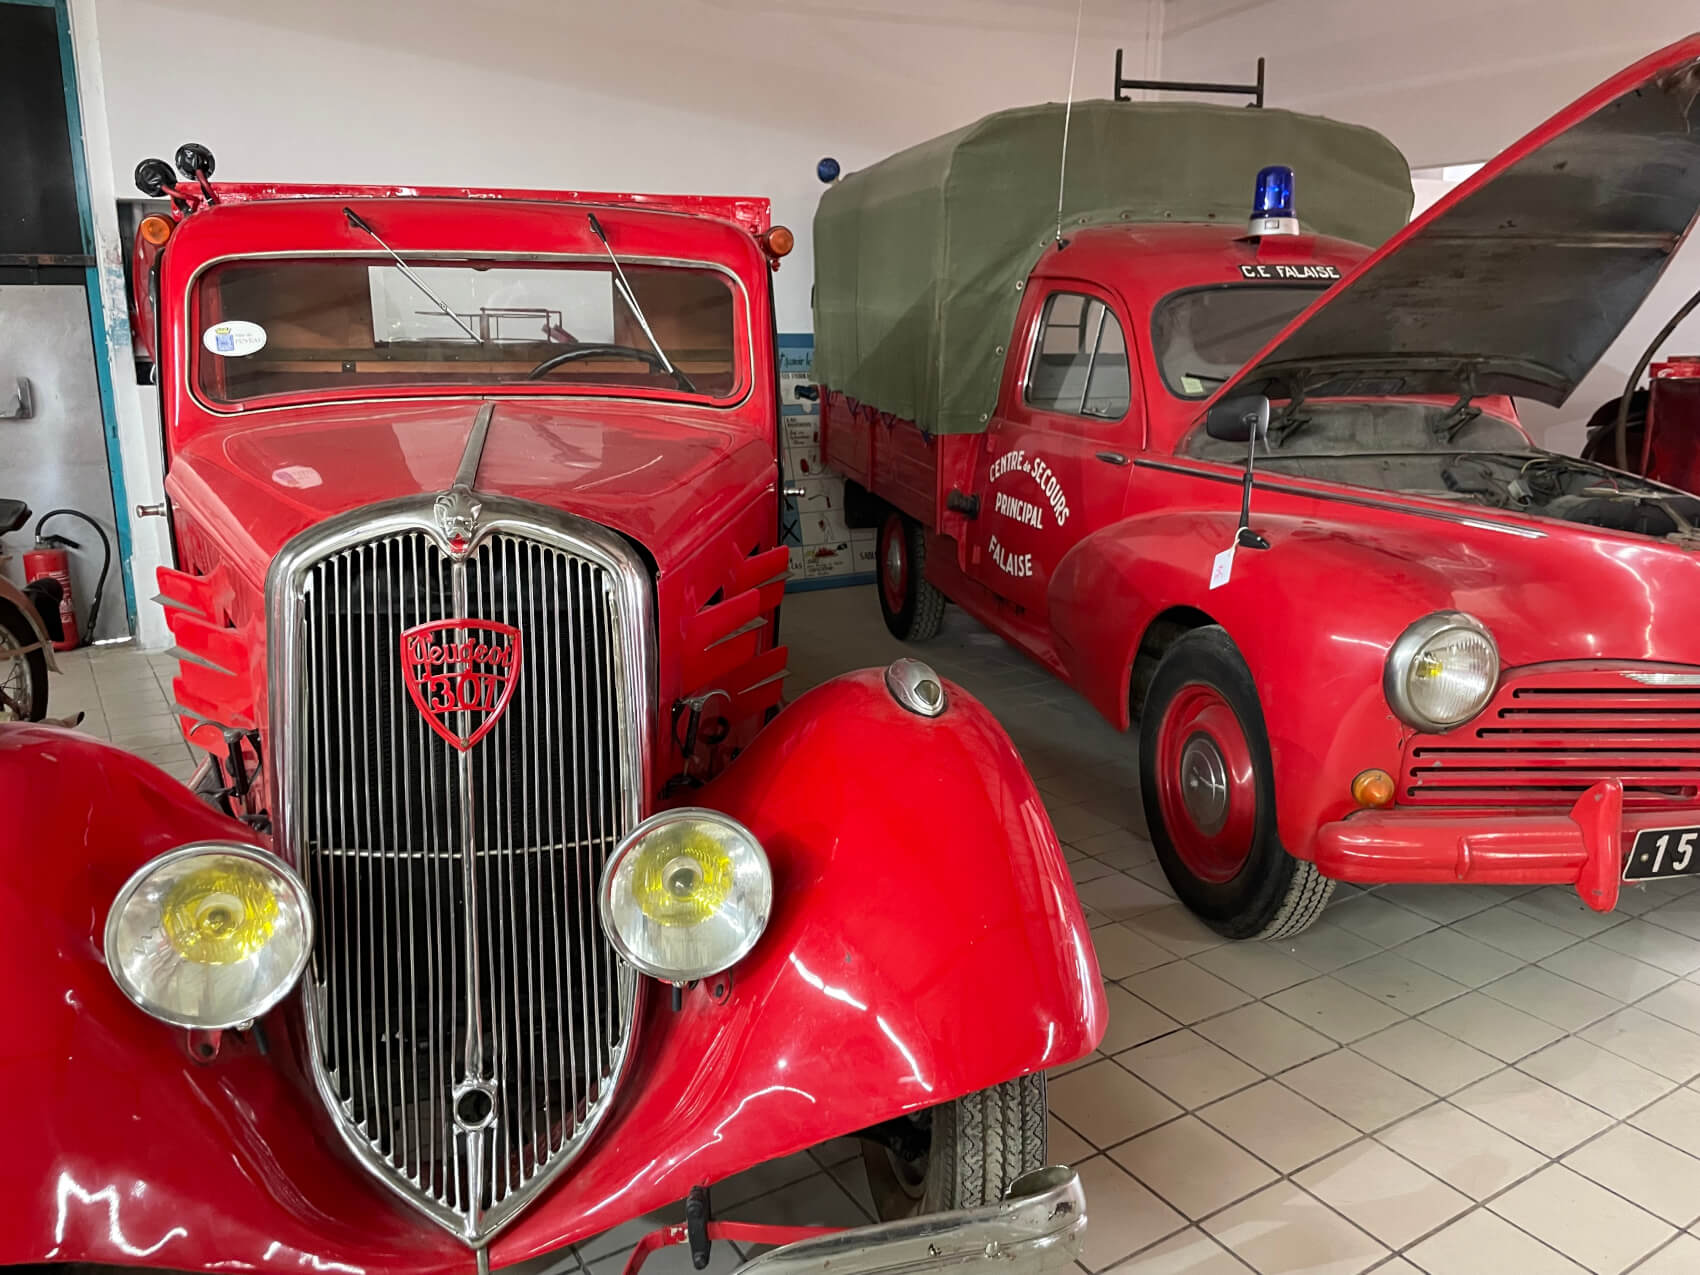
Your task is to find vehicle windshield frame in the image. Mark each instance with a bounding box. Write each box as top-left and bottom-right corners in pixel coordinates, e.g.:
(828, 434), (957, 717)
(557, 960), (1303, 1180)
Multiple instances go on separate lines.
(1150, 282), (1331, 401)
(183, 249), (755, 415)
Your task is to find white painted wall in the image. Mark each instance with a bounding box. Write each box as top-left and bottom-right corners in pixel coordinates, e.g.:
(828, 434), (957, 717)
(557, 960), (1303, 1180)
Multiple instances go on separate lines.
(94, 0), (1162, 333)
(76, 0), (1700, 644)
(85, 0), (1160, 644)
(70, 0), (172, 650)
(1162, 0), (1700, 450)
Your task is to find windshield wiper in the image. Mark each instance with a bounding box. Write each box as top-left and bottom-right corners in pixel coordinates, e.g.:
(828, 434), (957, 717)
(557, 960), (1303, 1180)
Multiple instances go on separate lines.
(342, 207), (482, 344)
(586, 213), (696, 394)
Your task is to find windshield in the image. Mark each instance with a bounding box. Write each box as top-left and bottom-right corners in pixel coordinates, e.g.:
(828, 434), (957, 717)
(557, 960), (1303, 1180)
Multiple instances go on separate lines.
(1152, 285), (1326, 398)
(193, 257), (744, 406)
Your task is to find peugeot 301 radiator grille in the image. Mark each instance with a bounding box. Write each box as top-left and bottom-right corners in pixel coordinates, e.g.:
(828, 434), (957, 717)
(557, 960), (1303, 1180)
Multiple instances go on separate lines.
(276, 515), (645, 1243)
(1401, 665), (1700, 807)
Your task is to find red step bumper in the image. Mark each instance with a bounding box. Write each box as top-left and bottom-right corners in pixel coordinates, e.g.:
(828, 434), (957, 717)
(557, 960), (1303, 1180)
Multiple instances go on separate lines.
(1313, 778), (1689, 913)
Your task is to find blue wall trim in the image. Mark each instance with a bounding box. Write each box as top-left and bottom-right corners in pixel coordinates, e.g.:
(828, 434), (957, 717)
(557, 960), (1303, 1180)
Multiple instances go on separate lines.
(54, 0), (138, 632)
(786, 572), (874, 594)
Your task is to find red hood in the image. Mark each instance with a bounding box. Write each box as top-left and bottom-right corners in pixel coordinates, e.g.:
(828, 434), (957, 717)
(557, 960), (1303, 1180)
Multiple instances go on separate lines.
(1219, 34), (1700, 409)
(164, 399), (776, 584)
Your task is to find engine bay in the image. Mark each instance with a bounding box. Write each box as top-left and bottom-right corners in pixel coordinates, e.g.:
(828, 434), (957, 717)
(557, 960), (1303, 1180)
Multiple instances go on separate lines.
(1184, 399), (1700, 544)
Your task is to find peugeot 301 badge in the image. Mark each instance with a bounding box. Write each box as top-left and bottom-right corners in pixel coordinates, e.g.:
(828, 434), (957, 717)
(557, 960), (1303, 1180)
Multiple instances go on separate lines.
(400, 618), (523, 750)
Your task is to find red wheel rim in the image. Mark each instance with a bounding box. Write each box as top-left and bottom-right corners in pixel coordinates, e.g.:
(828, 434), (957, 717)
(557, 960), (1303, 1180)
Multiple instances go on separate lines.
(1154, 683), (1258, 884)
(879, 515), (908, 615)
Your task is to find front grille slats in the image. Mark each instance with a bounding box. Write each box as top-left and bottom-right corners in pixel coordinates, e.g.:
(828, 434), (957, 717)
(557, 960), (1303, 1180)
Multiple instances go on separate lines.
(279, 514), (642, 1244)
(1401, 665), (1700, 807)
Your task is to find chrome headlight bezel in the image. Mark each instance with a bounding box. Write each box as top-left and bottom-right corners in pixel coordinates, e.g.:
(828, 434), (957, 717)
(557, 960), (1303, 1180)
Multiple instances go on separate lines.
(598, 808), (772, 983)
(104, 841), (314, 1030)
(1383, 611), (1500, 732)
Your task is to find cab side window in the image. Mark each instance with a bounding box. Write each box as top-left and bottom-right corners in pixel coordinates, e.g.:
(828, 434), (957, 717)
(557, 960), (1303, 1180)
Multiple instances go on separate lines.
(1025, 292), (1131, 420)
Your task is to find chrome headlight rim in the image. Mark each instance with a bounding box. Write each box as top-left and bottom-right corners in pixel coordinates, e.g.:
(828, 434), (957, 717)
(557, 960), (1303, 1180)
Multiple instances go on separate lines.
(598, 808), (771, 983)
(1383, 610), (1500, 732)
(104, 840), (314, 1030)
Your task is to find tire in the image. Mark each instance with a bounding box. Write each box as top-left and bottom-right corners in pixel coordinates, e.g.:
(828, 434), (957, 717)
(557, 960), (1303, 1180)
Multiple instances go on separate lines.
(1139, 626), (1333, 939)
(0, 600), (49, 722)
(862, 1073), (1047, 1219)
(875, 510), (945, 642)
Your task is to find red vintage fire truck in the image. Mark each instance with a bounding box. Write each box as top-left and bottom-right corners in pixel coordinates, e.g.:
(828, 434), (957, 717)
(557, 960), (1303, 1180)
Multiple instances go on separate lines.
(0, 154), (1103, 1275)
(817, 37), (1700, 939)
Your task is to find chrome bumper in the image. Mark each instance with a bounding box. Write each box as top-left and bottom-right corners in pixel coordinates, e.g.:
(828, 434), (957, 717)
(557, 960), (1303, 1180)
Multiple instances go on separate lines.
(736, 1168), (1085, 1275)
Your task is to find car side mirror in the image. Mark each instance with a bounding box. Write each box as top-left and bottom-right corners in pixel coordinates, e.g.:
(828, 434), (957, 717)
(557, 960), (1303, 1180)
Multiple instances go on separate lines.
(1205, 394), (1271, 443)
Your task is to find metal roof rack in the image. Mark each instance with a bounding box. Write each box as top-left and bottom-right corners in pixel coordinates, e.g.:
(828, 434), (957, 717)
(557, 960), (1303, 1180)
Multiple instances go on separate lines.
(1113, 51), (1265, 108)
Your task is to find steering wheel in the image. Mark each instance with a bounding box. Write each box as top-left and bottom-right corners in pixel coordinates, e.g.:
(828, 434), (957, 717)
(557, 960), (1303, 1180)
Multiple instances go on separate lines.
(526, 343), (667, 381)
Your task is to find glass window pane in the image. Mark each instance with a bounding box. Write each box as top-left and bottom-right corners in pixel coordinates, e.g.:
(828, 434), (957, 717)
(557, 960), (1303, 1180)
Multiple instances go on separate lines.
(1151, 285), (1324, 398)
(195, 257), (741, 405)
(1084, 307), (1130, 419)
(1028, 292), (1131, 420)
(1028, 293), (1099, 412)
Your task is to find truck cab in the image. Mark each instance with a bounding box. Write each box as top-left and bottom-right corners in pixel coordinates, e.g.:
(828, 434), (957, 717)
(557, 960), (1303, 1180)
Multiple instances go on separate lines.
(953, 223), (1366, 635)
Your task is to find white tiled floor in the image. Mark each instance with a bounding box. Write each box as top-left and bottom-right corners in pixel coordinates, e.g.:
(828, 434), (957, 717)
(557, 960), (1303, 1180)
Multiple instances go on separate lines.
(45, 587), (1700, 1275)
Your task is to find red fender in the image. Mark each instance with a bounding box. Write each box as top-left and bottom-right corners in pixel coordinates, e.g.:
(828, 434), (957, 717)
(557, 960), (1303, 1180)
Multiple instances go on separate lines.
(0, 673), (1102, 1274)
(1049, 507), (1440, 856)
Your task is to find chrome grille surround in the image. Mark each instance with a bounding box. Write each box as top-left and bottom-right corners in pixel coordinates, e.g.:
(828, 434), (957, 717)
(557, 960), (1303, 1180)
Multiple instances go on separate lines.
(266, 493), (653, 1247)
(1400, 661), (1700, 807)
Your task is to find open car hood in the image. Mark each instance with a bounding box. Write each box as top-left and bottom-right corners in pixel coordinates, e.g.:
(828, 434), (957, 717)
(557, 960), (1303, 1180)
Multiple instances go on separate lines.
(1221, 35), (1700, 408)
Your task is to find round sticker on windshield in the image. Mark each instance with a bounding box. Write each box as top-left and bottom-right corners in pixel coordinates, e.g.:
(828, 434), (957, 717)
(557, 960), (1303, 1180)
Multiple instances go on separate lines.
(202, 320), (267, 357)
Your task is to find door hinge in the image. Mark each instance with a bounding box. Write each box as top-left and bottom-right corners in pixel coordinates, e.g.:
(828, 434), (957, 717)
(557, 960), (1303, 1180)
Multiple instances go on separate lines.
(946, 489), (980, 517)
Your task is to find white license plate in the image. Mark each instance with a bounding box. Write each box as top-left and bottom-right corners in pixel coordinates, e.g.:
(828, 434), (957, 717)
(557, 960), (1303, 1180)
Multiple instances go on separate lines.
(1624, 826), (1700, 882)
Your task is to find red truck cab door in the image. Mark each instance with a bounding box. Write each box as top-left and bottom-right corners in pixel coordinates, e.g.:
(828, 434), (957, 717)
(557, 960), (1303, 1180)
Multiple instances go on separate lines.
(964, 281), (1141, 616)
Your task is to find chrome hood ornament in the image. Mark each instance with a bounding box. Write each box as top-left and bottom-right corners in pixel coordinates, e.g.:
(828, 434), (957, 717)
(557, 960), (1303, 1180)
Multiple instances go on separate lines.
(434, 402), (497, 553)
(433, 486), (483, 552)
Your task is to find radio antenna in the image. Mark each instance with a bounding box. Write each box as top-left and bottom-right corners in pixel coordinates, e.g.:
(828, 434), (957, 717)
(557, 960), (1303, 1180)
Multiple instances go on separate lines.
(1055, 0), (1085, 247)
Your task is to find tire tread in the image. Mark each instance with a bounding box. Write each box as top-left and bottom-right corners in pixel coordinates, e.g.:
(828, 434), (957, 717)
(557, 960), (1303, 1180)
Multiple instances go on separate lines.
(1256, 859), (1337, 939)
(905, 521), (946, 642)
(926, 1073), (1046, 1209)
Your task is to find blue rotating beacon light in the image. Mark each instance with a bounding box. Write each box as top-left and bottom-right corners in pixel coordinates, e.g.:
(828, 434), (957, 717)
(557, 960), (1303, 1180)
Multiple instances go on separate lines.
(1248, 165), (1299, 237)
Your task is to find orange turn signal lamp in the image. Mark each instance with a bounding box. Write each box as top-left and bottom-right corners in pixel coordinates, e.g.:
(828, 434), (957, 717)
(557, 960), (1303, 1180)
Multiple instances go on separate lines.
(139, 215), (174, 247)
(1351, 768), (1395, 809)
(762, 225), (794, 259)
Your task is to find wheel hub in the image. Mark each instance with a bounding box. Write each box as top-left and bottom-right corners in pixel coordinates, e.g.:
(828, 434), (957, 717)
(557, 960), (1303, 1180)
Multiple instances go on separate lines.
(1178, 732), (1229, 835)
(1154, 683), (1259, 885)
(879, 517), (910, 615)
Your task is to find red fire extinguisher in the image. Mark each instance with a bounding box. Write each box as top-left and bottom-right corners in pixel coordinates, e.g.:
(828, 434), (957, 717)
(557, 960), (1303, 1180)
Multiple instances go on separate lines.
(24, 539), (79, 651)
(22, 509), (112, 651)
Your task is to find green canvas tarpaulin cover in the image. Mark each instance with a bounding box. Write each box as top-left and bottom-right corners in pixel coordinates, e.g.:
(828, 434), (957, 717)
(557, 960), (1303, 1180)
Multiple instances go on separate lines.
(812, 99), (1412, 435)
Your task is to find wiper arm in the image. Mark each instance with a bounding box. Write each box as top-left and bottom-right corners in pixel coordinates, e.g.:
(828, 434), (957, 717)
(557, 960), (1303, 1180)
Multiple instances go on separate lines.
(586, 212), (697, 394)
(342, 207), (482, 344)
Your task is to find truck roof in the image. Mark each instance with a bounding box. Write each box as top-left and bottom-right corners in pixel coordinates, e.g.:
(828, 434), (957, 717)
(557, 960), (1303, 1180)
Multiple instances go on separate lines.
(812, 98), (1411, 437)
(165, 183), (770, 236)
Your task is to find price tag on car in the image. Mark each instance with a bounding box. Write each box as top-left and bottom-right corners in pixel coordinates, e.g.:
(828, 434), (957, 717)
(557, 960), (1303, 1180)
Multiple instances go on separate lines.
(1623, 826), (1700, 882)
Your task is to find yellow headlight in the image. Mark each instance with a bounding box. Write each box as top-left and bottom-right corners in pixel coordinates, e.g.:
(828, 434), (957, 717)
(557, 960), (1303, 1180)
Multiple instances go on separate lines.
(631, 841), (734, 926)
(600, 810), (772, 981)
(105, 843), (313, 1029)
(161, 863), (280, 964)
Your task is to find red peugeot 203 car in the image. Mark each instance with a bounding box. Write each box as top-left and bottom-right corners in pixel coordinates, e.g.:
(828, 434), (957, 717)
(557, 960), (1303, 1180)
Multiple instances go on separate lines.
(816, 37), (1700, 939)
(0, 156), (1104, 1275)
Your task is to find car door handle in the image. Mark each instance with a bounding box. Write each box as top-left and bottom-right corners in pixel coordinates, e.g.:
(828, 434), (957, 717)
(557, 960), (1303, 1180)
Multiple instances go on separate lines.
(1095, 451), (1128, 466)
